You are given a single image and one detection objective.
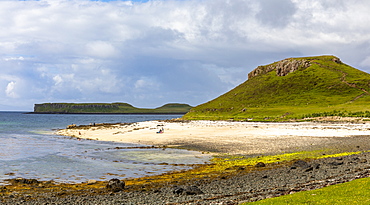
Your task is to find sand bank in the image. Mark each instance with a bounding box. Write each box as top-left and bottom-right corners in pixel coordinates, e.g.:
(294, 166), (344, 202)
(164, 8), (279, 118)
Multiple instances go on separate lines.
(56, 120), (370, 155)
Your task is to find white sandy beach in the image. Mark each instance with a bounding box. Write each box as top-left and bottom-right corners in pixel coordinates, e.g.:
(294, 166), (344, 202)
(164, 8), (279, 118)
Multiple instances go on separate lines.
(56, 120), (370, 155)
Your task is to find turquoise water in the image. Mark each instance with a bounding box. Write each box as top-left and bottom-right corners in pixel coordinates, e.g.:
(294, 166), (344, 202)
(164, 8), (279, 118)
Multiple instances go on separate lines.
(0, 112), (211, 185)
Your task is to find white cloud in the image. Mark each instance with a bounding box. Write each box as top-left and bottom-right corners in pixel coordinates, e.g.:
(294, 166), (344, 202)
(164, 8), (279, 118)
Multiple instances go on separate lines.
(5, 81), (18, 98)
(1, 0), (370, 110)
(134, 76), (160, 90)
(53, 75), (63, 85)
(86, 41), (118, 58)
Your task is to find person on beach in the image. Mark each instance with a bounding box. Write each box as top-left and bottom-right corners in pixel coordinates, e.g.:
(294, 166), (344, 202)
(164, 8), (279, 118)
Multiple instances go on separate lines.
(157, 128), (164, 134)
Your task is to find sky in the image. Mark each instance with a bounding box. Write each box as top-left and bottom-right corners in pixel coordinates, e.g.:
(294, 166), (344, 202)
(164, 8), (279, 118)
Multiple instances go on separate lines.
(1, 0), (370, 111)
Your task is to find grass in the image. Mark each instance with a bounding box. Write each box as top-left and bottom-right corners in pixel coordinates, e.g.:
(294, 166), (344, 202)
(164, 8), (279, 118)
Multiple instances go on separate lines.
(242, 177), (370, 204)
(183, 55), (370, 121)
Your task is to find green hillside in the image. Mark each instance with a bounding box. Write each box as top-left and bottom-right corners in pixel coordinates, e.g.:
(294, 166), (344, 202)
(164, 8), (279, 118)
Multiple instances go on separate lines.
(183, 55), (370, 121)
(33, 103), (192, 114)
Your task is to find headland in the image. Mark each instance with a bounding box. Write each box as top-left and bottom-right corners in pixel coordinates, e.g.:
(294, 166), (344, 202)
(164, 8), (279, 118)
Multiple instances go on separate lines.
(31, 103), (192, 114)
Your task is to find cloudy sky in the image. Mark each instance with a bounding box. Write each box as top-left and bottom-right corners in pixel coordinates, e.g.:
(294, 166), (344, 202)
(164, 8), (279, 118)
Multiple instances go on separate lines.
(1, 0), (370, 111)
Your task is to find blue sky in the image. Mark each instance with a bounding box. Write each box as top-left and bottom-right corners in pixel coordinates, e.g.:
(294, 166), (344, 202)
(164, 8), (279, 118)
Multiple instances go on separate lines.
(1, 0), (370, 111)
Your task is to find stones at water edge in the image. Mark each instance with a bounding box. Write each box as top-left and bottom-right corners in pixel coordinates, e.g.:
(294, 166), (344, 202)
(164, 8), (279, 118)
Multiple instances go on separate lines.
(106, 178), (125, 192)
(87, 179), (97, 185)
(7, 178), (40, 185)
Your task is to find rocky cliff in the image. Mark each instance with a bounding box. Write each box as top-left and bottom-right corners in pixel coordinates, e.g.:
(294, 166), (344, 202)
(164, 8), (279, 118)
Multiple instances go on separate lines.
(248, 58), (311, 79)
(248, 57), (342, 79)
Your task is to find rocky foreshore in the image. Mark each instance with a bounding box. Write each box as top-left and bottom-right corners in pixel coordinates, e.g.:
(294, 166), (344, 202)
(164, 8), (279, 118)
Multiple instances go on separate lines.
(2, 151), (369, 205)
(3, 120), (370, 204)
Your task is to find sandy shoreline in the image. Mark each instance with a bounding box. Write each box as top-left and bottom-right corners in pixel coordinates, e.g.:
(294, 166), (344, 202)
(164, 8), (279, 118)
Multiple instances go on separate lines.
(56, 120), (370, 155)
(3, 120), (370, 204)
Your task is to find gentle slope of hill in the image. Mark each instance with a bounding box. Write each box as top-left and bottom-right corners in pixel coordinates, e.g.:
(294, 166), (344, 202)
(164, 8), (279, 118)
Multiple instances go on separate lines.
(33, 103), (192, 114)
(183, 55), (370, 121)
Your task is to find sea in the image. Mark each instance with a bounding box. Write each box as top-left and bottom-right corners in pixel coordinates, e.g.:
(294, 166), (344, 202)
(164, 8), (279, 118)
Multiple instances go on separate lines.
(0, 112), (211, 185)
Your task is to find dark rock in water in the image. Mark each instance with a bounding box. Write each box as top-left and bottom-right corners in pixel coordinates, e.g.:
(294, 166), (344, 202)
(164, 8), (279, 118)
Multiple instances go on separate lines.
(291, 160), (310, 169)
(255, 162), (266, 167)
(106, 178), (125, 192)
(8, 178), (39, 185)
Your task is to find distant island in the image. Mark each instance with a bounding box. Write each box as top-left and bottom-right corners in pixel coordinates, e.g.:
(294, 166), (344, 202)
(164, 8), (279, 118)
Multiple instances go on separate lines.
(32, 103), (192, 114)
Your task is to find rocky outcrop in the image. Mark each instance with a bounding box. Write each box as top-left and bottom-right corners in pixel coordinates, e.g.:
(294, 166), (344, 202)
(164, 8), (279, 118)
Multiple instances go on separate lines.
(248, 58), (311, 79)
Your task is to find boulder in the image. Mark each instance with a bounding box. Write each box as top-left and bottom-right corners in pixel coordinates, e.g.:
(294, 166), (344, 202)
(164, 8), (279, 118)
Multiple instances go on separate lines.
(87, 179), (97, 185)
(184, 186), (204, 195)
(106, 178), (125, 192)
(255, 162), (266, 168)
(172, 186), (184, 194)
(291, 160), (310, 169)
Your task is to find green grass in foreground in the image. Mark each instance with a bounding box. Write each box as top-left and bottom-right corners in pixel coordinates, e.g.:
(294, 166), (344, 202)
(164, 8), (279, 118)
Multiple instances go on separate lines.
(242, 177), (370, 205)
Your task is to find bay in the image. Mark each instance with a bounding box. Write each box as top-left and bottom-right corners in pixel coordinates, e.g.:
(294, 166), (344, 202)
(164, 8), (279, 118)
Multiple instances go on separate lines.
(0, 112), (211, 185)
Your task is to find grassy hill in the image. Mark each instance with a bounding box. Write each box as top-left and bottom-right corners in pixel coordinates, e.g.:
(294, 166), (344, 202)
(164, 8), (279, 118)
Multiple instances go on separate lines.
(183, 55), (370, 121)
(33, 103), (192, 114)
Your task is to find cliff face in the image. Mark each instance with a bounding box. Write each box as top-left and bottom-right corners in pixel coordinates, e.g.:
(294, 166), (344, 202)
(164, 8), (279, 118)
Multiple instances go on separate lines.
(248, 57), (342, 79)
(248, 58), (311, 79)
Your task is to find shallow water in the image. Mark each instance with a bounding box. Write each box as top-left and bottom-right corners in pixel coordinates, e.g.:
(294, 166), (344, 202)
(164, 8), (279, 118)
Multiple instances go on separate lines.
(0, 112), (211, 185)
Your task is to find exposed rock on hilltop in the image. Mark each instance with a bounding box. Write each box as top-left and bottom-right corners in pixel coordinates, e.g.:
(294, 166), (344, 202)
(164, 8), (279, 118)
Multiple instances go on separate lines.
(248, 58), (311, 79)
(248, 57), (342, 79)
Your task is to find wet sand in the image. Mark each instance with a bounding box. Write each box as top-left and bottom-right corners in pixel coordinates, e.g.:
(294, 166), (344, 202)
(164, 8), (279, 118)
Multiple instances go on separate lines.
(56, 120), (370, 155)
